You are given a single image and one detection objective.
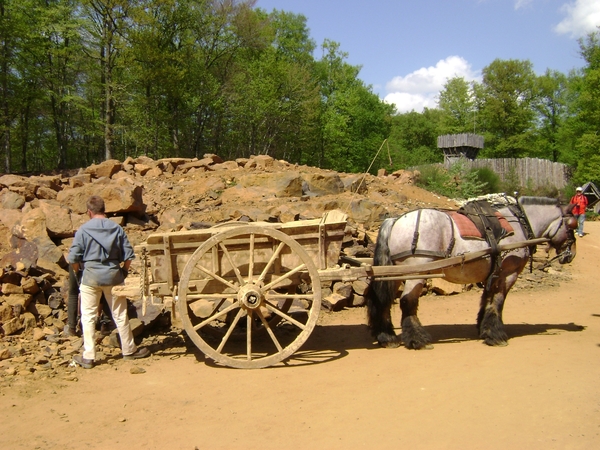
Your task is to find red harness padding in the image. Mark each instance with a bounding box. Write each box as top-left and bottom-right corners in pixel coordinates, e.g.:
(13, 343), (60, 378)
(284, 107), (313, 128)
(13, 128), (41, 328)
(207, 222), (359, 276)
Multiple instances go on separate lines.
(448, 211), (514, 240)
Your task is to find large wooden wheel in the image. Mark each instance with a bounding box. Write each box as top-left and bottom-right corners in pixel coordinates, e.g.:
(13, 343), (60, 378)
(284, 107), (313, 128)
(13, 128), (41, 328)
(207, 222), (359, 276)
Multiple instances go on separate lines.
(177, 225), (322, 369)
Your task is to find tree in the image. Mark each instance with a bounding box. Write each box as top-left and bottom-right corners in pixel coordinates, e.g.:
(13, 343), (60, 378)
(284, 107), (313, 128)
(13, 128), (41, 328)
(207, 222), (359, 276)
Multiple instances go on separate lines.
(79, 0), (131, 161)
(313, 39), (392, 172)
(437, 77), (476, 135)
(0, 0), (20, 172)
(566, 31), (600, 186)
(36, 0), (87, 170)
(386, 108), (443, 170)
(476, 59), (537, 158)
(532, 69), (569, 162)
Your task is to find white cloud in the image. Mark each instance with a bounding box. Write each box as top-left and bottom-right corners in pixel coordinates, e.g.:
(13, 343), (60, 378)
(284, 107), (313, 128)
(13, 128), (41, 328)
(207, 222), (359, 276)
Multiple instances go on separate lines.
(383, 56), (480, 114)
(514, 0), (534, 10)
(555, 0), (600, 38)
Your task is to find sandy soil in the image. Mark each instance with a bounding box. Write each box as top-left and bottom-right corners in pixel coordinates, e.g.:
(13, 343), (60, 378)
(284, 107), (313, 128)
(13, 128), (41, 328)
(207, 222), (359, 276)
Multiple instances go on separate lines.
(1, 222), (599, 450)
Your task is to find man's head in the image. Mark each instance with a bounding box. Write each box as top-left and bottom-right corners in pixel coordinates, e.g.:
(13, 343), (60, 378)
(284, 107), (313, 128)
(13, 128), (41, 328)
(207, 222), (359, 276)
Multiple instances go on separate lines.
(576, 187), (583, 193)
(86, 195), (106, 215)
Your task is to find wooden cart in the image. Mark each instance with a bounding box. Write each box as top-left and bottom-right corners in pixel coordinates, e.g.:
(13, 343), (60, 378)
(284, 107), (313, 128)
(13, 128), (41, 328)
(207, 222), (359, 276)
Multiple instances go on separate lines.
(137, 210), (549, 369)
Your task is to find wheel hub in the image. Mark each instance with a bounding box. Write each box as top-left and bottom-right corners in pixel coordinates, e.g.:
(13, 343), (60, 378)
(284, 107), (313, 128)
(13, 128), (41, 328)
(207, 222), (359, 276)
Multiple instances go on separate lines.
(238, 283), (264, 310)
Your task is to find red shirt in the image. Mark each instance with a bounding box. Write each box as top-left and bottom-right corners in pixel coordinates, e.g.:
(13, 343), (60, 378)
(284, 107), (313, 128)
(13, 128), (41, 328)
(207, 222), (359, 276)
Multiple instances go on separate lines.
(570, 193), (588, 215)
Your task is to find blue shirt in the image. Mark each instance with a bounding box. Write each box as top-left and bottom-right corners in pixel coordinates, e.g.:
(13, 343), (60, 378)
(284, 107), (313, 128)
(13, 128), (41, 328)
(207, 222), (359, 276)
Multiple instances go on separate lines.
(68, 217), (135, 286)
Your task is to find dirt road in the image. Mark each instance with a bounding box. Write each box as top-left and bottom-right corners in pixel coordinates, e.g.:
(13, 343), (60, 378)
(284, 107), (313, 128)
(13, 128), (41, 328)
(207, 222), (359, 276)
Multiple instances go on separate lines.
(1, 222), (599, 450)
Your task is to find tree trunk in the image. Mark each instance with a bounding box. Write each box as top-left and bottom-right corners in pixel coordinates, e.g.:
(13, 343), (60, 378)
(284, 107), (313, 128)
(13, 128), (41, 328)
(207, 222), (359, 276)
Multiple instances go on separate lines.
(1, 1), (11, 173)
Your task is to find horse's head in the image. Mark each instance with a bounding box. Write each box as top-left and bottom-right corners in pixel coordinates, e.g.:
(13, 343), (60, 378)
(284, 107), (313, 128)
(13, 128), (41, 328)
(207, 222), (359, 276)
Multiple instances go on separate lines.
(548, 203), (577, 264)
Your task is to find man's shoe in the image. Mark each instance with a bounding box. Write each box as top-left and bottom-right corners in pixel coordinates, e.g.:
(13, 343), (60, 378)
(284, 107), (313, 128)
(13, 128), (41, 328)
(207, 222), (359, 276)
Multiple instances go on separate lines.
(63, 326), (80, 337)
(99, 322), (112, 336)
(73, 355), (94, 369)
(123, 347), (151, 360)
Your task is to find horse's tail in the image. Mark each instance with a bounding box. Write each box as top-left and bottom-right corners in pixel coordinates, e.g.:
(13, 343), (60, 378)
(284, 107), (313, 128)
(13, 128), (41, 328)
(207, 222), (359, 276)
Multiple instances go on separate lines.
(367, 217), (399, 340)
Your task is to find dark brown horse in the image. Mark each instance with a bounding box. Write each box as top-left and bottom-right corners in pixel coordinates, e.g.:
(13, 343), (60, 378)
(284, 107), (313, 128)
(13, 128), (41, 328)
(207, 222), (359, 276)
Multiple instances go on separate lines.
(367, 196), (577, 349)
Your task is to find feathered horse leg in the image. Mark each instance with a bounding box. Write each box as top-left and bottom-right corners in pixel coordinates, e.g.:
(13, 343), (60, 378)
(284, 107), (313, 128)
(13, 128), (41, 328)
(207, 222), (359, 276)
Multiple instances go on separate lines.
(400, 279), (433, 349)
(477, 256), (524, 346)
(367, 219), (401, 348)
(477, 274), (510, 346)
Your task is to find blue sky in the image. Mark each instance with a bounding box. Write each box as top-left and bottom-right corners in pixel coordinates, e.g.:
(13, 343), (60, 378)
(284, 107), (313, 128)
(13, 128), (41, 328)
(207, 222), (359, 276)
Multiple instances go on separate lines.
(255, 0), (600, 113)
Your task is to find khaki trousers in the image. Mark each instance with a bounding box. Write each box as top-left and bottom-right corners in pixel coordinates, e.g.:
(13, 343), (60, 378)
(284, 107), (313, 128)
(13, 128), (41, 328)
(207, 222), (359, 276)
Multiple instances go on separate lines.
(79, 284), (137, 360)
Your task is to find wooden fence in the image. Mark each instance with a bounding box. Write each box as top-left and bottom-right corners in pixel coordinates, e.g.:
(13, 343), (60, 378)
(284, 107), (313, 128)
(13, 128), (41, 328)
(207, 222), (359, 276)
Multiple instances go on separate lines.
(442, 157), (571, 190)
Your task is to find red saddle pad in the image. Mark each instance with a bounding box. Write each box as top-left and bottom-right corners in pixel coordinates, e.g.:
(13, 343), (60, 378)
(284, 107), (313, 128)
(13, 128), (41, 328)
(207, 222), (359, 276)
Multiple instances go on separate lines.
(448, 211), (514, 239)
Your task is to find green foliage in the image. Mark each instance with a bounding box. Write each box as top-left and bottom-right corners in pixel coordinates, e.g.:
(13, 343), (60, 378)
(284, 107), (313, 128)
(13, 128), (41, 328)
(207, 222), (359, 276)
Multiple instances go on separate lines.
(385, 109), (443, 170)
(0, 0), (598, 190)
(475, 59), (537, 158)
(0, 1), (391, 174)
(416, 161), (488, 200)
(532, 69), (569, 162)
(313, 40), (392, 173)
(437, 77), (476, 135)
(472, 167), (501, 194)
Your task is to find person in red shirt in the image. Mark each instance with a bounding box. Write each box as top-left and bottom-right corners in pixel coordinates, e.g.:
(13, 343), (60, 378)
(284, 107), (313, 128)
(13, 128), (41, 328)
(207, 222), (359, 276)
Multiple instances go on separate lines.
(570, 186), (588, 237)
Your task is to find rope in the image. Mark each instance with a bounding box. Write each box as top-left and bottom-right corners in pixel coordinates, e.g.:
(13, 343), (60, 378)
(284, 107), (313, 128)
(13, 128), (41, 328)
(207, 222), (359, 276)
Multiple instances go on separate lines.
(343, 139), (390, 216)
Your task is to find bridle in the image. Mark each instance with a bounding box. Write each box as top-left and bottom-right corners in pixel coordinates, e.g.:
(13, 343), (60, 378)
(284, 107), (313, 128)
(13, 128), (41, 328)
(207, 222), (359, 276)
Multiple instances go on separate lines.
(543, 211), (577, 266)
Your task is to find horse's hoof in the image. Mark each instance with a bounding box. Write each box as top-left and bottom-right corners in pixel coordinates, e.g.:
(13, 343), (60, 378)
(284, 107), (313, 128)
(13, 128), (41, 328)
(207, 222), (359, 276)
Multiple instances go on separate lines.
(483, 338), (508, 347)
(379, 339), (401, 348)
(376, 333), (401, 348)
(404, 341), (433, 350)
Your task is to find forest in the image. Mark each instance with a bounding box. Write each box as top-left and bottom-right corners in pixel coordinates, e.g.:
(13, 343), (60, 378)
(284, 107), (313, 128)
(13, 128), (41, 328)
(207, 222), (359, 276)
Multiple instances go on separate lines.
(1, 0), (599, 191)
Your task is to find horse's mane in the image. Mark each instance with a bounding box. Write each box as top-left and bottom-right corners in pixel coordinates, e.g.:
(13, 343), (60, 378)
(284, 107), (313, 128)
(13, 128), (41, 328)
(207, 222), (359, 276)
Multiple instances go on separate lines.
(458, 194), (560, 208)
(517, 196), (560, 206)
(458, 193), (517, 208)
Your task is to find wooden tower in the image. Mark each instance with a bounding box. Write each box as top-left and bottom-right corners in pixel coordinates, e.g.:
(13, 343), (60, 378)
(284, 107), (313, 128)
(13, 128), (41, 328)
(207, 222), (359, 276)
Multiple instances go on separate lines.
(437, 133), (484, 164)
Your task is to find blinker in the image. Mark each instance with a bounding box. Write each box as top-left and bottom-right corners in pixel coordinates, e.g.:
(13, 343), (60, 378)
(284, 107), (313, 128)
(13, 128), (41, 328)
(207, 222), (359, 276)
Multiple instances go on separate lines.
(566, 217), (578, 229)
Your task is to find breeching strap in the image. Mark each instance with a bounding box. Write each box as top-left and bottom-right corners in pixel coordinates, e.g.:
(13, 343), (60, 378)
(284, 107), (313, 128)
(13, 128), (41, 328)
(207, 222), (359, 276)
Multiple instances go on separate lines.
(391, 210), (455, 261)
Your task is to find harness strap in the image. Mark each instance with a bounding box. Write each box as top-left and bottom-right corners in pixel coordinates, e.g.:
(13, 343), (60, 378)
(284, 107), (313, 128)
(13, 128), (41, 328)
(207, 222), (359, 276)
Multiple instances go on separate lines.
(507, 200), (537, 273)
(410, 209), (421, 254)
(390, 210), (456, 262)
(391, 249), (449, 260)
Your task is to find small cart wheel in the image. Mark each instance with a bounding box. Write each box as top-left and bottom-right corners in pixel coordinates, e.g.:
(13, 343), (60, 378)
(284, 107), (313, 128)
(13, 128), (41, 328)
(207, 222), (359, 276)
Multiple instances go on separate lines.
(177, 225), (322, 369)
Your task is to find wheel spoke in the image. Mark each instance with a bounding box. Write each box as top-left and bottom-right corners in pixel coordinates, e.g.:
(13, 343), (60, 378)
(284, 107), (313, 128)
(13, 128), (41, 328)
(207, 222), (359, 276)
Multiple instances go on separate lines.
(246, 313), (252, 360)
(216, 308), (245, 353)
(255, 309), (283, 352)
(219, 242), (245, 286)
(264, 300), (307, 330)
(192, 262), (238, 291)
(186, 294), (236, 301)
(248, 233), (255, 283)
(264, 293), (314, 300)
(263, 263), (307, 291)
(193, 301), (240, 331)
(258, 241), (286, 283)
(186, 297), (228, 319)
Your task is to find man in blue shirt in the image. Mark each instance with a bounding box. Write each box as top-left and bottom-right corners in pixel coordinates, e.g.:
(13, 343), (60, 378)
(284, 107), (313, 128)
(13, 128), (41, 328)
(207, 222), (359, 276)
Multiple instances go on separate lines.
(68, 195), (150, 368)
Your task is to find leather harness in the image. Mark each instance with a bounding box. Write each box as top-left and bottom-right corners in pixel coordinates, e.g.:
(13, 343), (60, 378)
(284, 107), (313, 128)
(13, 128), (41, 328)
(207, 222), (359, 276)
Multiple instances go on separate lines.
(389, 199), (535, 290)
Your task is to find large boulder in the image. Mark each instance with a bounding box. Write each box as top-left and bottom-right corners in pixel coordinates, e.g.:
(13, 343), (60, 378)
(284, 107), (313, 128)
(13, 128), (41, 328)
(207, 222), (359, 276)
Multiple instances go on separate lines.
(0, 189), (26, 210)
(83, 159), (123, 179)
(12, 208), (65, 267)
(302, 173), (344, 196)
(37, 200), (74, 238)
(56, 177), (144, 214)
(0, 175), (37, 201)
(233, 171), (303, 198)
